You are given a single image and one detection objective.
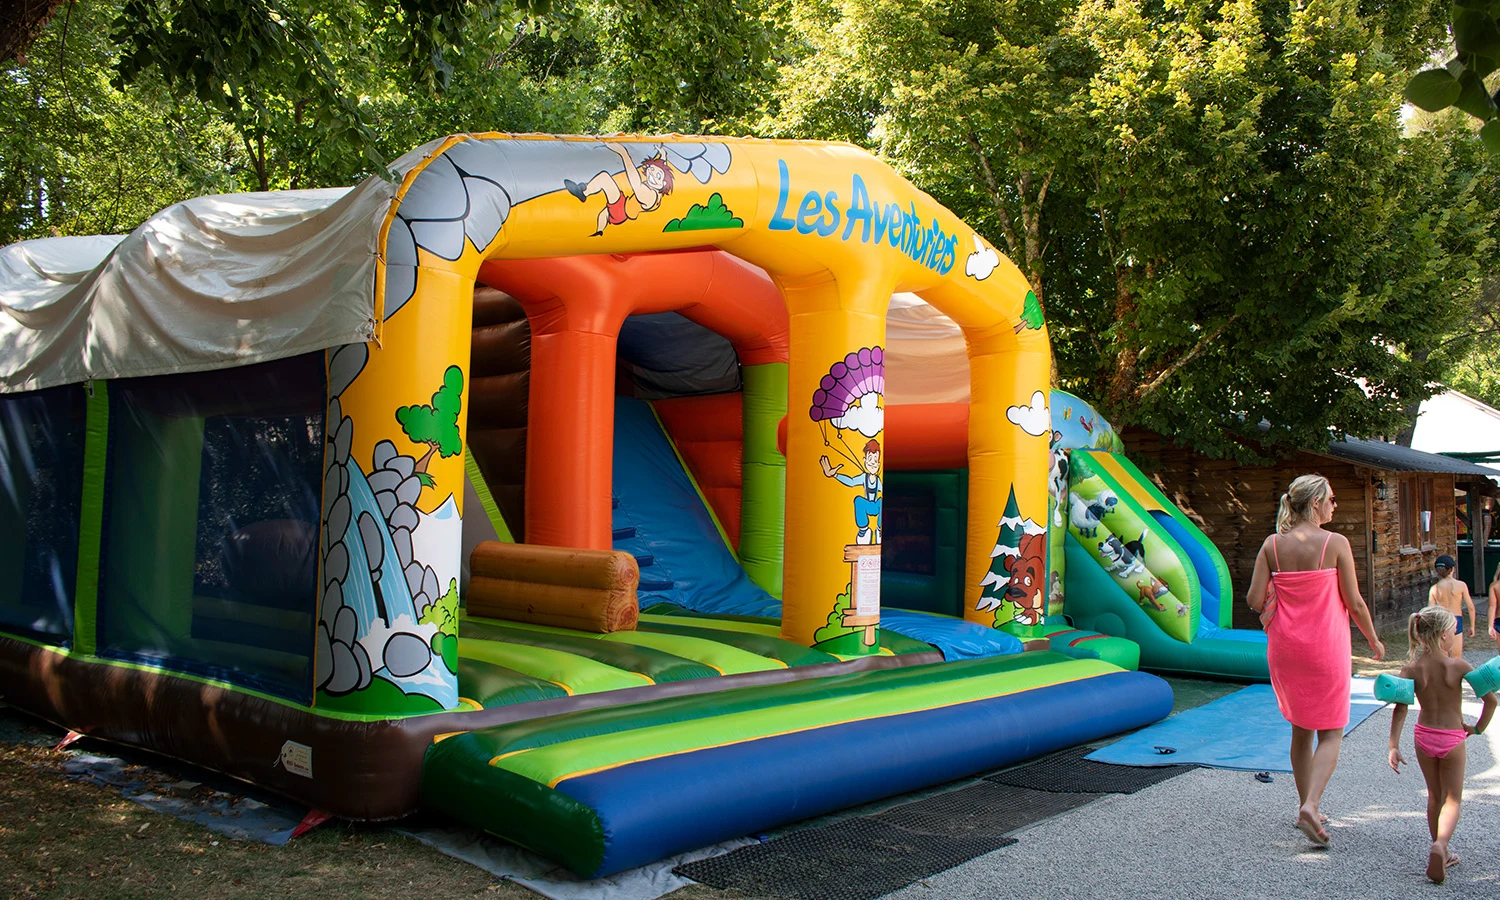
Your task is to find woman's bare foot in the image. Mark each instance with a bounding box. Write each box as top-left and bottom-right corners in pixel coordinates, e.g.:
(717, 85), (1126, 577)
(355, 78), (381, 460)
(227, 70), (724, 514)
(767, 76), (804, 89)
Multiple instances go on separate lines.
(1427, 841), (1449, 883)
(1295, 807), (1329, 847)
(1291, 813), (1329, 827)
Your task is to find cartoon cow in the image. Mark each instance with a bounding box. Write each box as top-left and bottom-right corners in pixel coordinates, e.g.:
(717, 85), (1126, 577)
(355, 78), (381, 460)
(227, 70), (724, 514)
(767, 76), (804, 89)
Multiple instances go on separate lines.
(1099, 534), (1146, 578)
(1068, 490), (1118, 538)
(1002, 531), (1048, 626)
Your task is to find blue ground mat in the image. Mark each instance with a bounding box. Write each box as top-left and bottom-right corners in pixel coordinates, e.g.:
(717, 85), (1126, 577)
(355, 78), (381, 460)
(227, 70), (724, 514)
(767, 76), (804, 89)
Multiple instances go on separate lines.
(1085, 677), (1383, 772)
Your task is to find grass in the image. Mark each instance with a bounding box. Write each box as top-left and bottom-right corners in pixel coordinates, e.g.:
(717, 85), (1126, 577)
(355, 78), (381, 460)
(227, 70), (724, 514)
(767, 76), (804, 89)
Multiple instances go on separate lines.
(0, 709), (531, 900)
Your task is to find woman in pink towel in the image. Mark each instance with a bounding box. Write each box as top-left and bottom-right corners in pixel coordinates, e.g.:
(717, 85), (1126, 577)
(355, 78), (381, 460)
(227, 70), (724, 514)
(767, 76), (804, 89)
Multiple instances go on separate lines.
(1247, 474), (1384, 847)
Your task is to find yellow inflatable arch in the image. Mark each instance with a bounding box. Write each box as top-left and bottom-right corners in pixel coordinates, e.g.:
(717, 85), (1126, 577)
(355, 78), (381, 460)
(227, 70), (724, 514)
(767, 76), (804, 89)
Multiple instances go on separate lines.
(350, 133), (1050, 655)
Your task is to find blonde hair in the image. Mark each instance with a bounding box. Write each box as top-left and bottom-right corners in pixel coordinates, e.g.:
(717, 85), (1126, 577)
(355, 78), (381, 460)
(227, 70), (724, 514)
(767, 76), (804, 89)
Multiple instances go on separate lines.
(1277, 474), (1332, 534)
(1408, 605), (1456, 660)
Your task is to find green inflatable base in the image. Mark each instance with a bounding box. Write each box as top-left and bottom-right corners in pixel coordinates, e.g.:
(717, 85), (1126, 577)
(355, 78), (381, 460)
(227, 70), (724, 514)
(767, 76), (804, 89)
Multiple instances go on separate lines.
(1064, 535), (1268, 683)
(1001, 622), (1141, 671)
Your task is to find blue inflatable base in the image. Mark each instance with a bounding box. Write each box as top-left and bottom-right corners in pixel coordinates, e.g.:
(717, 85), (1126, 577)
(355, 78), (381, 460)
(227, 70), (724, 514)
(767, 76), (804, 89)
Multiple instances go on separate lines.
(558, 670), (1172, 876)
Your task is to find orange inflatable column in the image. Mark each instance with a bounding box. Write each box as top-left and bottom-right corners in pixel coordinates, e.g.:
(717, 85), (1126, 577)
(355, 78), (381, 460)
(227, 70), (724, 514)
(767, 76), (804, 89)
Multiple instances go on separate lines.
(523, 327), (619, 551)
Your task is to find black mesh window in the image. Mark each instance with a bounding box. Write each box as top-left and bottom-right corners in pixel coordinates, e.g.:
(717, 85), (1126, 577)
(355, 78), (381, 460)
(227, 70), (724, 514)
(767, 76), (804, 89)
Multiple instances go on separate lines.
(0, 386), (86, 644)
(97, 355), (324, 701)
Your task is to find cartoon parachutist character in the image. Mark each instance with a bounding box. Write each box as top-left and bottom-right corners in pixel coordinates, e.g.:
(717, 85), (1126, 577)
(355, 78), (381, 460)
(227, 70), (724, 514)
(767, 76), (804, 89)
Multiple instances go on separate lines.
(821, 439), (882, 545)
(564, 143), (675, 236)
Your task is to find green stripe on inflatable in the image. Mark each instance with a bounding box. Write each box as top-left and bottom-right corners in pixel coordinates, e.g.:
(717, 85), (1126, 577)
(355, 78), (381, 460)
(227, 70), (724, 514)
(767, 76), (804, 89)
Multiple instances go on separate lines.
(424, 732), (605, 875)
(458, 638), (653, 694)
(495, 658), (1118, 786)
(464, 449), (513, 542)
(600, 631), (782, 675)
(739, 362), (788, 598)
(72, 382), (110, 656)
(463, 652), (1084, 761)
(640, 605), (936, 655)
(635, 620), (837, 667)
(1095, 451), (1234, 629)
(461, 619), (719, 683)
(458, 657), (570, 707)
(638, 612), (782, 637)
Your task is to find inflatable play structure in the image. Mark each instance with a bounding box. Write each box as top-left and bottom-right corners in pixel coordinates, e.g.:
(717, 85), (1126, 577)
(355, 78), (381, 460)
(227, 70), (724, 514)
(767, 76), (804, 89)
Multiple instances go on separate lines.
(0, 133), (1260, 877)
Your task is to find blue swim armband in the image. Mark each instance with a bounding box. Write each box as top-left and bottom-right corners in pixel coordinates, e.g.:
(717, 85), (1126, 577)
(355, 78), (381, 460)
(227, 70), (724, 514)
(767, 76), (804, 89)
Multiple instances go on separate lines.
(1374, 673), (1415, 705)
(1464, 657), (1500, 698)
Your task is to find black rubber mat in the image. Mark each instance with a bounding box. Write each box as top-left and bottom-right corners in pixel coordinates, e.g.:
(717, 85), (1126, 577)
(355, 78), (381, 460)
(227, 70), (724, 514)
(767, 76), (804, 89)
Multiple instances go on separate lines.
(674, 817), (1017, 900)
(985, 744), (1196, 794)
(874, 781), (1096, 837)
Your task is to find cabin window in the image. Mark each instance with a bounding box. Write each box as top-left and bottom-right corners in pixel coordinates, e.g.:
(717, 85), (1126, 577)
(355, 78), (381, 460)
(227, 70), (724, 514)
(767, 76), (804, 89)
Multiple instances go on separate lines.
(1398, 474), (1436, 550)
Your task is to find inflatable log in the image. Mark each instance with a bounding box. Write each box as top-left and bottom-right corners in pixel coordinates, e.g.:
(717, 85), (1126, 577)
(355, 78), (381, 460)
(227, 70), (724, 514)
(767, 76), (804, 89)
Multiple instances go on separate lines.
(467, 542), (639, 633)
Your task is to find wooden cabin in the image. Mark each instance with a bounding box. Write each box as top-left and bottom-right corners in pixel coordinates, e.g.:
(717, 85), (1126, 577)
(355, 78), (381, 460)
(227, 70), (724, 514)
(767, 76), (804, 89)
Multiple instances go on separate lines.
(1122, 428), (1500, 632)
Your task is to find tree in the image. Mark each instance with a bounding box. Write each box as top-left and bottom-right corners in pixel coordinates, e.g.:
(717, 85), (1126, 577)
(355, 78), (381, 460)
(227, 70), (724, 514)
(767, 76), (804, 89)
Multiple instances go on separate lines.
(396, 365), (465, 486)
(769, 0), (1490, 460)
(0, 0), (244, 245)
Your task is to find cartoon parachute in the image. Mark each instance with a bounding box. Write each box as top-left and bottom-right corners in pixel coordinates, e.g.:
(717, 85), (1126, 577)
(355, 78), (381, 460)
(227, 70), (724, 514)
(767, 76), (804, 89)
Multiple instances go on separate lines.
(809, 347), (885, 468)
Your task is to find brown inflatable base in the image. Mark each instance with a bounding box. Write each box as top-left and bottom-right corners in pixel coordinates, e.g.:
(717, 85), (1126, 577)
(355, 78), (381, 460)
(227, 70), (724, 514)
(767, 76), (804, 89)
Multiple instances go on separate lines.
(0, 635), (942, 820)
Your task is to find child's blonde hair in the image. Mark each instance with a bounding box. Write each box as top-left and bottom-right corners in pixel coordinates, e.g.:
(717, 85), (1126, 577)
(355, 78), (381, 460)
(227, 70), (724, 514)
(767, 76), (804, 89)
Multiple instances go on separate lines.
(1277, 474), (1332, 534)
(1409, 605), (1457, 660)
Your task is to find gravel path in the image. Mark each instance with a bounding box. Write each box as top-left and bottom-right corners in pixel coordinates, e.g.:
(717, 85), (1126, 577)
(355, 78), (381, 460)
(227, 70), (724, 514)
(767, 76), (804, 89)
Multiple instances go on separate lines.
(886, 664), (1500, 899)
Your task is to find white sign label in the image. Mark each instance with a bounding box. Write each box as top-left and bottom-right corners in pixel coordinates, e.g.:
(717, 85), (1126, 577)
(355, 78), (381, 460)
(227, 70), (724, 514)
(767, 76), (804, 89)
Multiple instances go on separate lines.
(280, 740), (313, 778)
(856, 554), (881, 617)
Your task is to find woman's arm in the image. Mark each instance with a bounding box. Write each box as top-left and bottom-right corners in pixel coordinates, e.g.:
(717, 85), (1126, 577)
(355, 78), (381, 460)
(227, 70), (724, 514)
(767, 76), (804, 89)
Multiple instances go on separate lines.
(1246, 539), (1272, 613)
(1334, 534), (1384, 659)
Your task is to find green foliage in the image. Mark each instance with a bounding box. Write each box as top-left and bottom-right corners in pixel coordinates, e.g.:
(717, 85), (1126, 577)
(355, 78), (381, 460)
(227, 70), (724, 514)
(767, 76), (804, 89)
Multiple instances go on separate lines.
(419, 579), (460, 636)
(812, 583), (853, 644)
(662, 193), (743, 232)
(0, 1), (242, 244)
(1406, 0), (1500, 157)
(1018, 290), (1044, 331)
(396, 365), (466, 459)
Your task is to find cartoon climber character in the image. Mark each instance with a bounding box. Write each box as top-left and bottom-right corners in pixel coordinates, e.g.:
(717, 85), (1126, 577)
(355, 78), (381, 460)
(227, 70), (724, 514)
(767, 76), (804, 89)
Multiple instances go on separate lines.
(564, 143), (675, 236)
(821, 439), (882, 545)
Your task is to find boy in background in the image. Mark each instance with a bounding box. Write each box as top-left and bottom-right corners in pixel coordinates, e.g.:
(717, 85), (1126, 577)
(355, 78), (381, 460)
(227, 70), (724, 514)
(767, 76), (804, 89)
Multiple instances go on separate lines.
(1429, 555), (1477, 658)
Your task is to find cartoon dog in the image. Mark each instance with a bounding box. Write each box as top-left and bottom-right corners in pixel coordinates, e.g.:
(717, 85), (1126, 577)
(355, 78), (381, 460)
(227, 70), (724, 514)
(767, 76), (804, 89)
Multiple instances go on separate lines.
(1002, 531), (1048, 626)
(1099, 534), (1146, 578)
(1068, 490), (1118, 538)
(1135, 576), (1170, 611)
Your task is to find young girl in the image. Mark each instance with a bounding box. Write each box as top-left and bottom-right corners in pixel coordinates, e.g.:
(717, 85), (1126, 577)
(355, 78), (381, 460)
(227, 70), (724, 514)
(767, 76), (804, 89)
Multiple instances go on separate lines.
(1387, 606), (1497, 883)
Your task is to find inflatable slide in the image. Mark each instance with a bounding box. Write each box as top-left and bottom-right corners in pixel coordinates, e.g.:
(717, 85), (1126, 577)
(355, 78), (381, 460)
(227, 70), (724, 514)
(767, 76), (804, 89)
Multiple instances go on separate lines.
(1062, 449), (1268, 681)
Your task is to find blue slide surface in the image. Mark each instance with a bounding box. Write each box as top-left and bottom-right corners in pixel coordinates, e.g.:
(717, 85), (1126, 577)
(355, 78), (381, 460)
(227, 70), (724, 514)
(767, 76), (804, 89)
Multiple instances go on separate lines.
(610, 398), (1020, 659)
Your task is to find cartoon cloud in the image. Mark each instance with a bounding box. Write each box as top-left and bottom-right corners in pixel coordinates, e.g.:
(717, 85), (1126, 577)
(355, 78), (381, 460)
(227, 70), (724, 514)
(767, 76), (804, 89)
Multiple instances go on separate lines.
(965, 236), (1000, 281)
(1006, 391), (1050, 437)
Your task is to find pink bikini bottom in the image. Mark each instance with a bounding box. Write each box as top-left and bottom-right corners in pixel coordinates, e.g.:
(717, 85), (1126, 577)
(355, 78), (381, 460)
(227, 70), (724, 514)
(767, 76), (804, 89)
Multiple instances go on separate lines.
(1414, 724), (1467, 759)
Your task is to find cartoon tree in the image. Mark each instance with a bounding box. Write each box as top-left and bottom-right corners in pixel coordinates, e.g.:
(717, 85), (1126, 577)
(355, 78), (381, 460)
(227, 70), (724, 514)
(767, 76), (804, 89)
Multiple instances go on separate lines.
(1013, 290), (1045, 333)
(396, 365), (464, 487)
(979, 488), (1024, 609)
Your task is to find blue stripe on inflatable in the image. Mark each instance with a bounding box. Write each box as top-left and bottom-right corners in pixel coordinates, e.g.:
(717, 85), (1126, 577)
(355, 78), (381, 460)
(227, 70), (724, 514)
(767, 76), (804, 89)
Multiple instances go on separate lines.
(556, 670), (1172, 877)
(1150, 510), (1221, 624)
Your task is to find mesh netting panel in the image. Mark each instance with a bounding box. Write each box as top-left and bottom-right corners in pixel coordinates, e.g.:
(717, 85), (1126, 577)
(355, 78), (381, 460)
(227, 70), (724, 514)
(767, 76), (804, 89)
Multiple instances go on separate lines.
(97, 355), (324, 702)
(986, 745), (1197, 794)
(674, 817), (1016, 900)
(0, 385), (85, 643)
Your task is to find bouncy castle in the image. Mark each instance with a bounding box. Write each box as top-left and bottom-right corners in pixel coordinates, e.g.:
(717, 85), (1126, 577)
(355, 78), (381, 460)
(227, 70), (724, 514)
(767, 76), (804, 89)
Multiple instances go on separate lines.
(0, 134), (1261, 876)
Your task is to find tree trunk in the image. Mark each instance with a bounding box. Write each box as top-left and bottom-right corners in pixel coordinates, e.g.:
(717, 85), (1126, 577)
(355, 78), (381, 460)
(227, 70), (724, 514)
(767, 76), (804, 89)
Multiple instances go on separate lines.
(1, 0), (68, 64)
(414, 445), (437, 473)
(1105, 264), (1139, 414)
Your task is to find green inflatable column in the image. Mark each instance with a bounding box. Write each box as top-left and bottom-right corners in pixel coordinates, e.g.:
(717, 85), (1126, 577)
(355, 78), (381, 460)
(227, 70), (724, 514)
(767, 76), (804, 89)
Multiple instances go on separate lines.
(739, 363), (787, 599)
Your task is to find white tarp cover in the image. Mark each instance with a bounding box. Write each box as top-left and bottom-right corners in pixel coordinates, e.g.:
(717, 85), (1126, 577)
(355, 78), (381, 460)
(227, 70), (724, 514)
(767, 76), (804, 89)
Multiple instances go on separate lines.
(0, 182), (397, 393)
